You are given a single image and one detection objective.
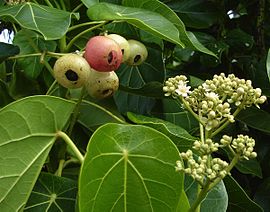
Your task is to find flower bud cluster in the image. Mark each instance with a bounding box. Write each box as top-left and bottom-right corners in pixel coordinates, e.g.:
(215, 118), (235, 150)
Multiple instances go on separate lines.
(176, 134), (258, 184)
(176, 150), (229, 184)
(163, 75), (191, 98)
(176, 138), (229, 184)
(231, 134), (257, 160)
(202, 73), (267, 108)
(186, 90), (234, 130)
(193, 139), (219, 155)
(164, 73), (267, 131)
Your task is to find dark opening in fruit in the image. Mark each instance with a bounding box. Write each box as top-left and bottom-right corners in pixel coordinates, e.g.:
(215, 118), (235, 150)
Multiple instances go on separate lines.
(65, 70), (79, 81)
(134, 55), (141, 63)
(53, 54), (90, 89)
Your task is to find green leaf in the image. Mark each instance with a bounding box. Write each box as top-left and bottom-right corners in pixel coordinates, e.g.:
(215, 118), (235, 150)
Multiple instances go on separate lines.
(0, 80), (13, 107)
(0, 95), (74, 211)
(13, 29), (57, 78)
(177, 191), (190, 212)
(237, 106), (270, 133)
(77, 99), (126, 131)
(87, 2), (185, 47)
(157, 98), (198, 132)
(166, 0), (221, 29)
(267, 48), (270, 83)
(24, 172), (77, 211)
(224, 175), (263, 212)
(185, 176), (228, 212)
(225, 29), (254, 51)
(119, 82), (164, 98)
(0, 2), (79, 40)
(0, 42), (19, 63)
(235, 158), (262, 178)
(9, 69), (40, 99)
(122, 0), (216, 57)
(127, 112), (196, 152)
(81, 0), (98, 7)
(254, 177), (270, 212)
(114, 90), (156, 114)
(79, 123), (183, 212)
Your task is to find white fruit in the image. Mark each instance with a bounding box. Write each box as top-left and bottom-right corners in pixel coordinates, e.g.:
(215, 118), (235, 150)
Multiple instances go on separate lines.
(86, 68), (119, 99)
(53, 54), (90, 89)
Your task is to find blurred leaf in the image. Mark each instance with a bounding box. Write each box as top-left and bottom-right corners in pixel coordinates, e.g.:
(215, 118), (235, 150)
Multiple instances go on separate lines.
(155, 98), (198, 132)
(122, 0), (216, 57)
(0, 96), (74, 211)
(9, 69), (40, 99)
(25, 172), (77, 211)
(185, 176), (228, 212)
(87, 2), (185, 47)
(119, 82), (164, 98)
(167, 0), (222, 29)
(0, 2), (79, 40)
(13, 29), (56, 79)
(79, 123), (184, 212)
(225, 29), (254, 51)
(0, 80), (13, 107)
(224, 175), (263, 212)
(114, 90), (156, 114)
(266, 48), (270, 83)
(127, 112), (196, 151)
(0, 42), (19, 63)
(235, 157), (262, 178)
(81, 0), (98, 7)
(77, 99), (126, 131)
(237, 106), (270, 133)
(254, 177), (270, 212)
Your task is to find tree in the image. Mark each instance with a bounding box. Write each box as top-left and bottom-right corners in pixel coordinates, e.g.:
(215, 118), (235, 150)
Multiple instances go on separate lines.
(0, 0), (269, 211)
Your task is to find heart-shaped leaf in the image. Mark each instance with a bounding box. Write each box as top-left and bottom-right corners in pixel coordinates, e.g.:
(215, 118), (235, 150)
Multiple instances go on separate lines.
(79, 123), (184, 212)
(13, 29), (57, 78)
(0, 96), (74, 211)
(0, 2), (79, 40)
(24, 172), (77, 211)
(87, 2), (185, 47)
(0, 42), (19, 63)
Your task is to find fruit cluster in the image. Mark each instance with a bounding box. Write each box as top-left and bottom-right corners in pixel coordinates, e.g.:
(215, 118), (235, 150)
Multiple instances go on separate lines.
(53, 34), (148, 99)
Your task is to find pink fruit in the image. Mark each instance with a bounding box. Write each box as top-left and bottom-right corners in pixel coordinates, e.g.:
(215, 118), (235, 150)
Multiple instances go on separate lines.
(84, 36), (123, 72)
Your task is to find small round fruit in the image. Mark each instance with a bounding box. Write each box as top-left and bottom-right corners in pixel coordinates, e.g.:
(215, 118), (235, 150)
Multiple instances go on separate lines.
(84, 36), (123, 72)
(86, 68), (119, 99)
(53, 54), (90, 89)
(106, 34), (130, 62)
(126, 40), (148, 66)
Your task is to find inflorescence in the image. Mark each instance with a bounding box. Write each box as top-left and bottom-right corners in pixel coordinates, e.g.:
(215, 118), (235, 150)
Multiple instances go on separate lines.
(164, 73), (267, 185)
